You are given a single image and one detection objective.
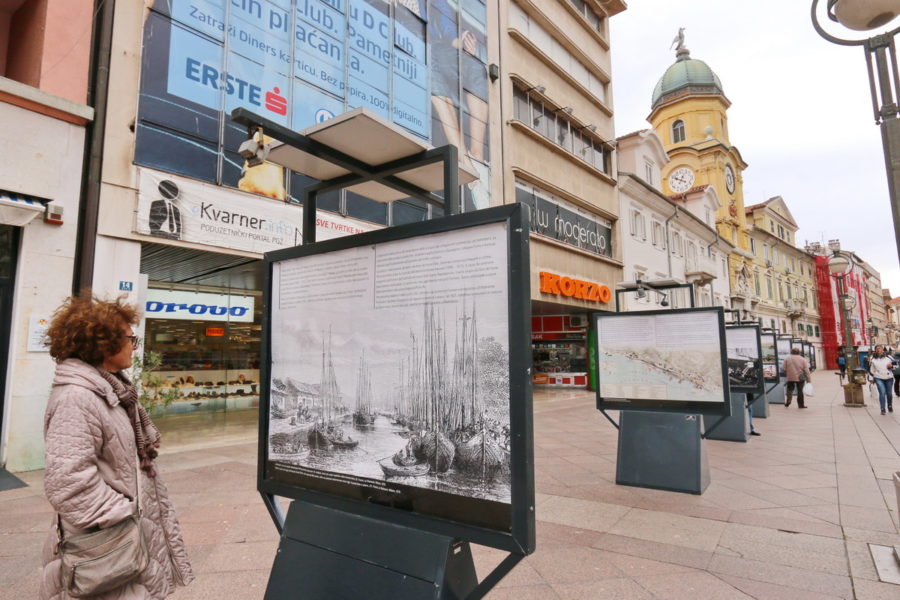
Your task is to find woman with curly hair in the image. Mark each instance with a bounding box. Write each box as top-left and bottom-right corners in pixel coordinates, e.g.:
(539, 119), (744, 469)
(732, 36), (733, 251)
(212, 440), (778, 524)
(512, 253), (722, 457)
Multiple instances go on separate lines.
(40, 292), (193, 599)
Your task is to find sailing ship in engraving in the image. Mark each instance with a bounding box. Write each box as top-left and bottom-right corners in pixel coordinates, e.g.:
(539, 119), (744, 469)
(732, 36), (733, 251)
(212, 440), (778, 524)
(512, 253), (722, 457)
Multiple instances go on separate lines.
(381, 303), (509, 482)
(307, 329), (358, 449)
(352, 350), (376, 427)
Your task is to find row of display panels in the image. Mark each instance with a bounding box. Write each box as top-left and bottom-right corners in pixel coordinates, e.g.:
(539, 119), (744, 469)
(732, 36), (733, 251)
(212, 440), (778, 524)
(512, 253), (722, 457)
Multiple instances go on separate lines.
(255, 203), (820, 557)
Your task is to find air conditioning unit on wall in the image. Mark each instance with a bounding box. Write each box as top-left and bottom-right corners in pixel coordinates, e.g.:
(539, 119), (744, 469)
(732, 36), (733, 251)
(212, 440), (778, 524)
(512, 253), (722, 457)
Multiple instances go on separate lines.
(569, 315), (587, 328)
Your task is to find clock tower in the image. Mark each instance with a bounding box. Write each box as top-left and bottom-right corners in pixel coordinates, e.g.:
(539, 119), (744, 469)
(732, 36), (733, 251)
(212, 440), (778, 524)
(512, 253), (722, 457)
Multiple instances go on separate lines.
(649, 34), (754, 310)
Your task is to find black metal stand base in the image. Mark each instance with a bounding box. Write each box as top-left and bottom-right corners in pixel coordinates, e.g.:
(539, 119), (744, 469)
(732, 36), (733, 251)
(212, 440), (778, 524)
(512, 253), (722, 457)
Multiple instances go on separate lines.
(265, 500), (478, 599)
(615, 411), (709, 495)
(702, 393), (750, 442)
(750, 391), (769, 418)
(767, 379), (786, 404)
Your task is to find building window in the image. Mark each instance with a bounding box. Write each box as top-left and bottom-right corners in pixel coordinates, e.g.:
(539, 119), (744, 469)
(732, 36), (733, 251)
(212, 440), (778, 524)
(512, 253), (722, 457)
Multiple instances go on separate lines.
(644, 160), (655, 186)
(513, 83), (611, 174)
(630, 209), (646, 240)
(815, 325), (820, 336)
(750, 238), (756, 254)
(567, 0), (606, 34)
(510, 7), (608, 104)
(786, 285), (792, 299)
(705, 207), (712, 226)
(672, 120), (685, 143)
(651, 220), (665, 248)
(672, 231), (683, 256)
(778, 224), (785, 239)
(754, 273), (761, 295)
(763, 243), (769, 261)
(773, 248), (779, 264)
(766, 277), (773, 298)
(770, 220), (775, 232)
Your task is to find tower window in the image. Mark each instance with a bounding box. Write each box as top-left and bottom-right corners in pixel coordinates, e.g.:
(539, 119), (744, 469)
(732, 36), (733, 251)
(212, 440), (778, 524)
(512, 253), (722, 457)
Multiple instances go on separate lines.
(672, 120), (685, 143)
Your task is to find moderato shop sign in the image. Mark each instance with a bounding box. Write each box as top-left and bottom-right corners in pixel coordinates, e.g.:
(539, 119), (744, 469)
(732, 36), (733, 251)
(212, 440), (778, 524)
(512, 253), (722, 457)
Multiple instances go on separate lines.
(539, 272), (611, 303)
(145, 289), (255, 323)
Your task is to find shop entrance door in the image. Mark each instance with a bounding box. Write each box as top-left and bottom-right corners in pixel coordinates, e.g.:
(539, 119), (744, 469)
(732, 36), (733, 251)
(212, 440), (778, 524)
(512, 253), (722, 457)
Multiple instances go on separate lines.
(0, 225), (20, 447)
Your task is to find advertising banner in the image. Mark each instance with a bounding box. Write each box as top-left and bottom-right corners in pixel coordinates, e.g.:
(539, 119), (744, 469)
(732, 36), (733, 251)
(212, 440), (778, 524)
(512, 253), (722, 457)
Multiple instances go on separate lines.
(594, 307), (730, 415)
(136, 168), (373, 252)
(135, 0), (491, 214)
(725, 325), (763, 394)
(145, 289), (256, 322)
(260, 205), (534, 551)
(515, 181), (612, 259)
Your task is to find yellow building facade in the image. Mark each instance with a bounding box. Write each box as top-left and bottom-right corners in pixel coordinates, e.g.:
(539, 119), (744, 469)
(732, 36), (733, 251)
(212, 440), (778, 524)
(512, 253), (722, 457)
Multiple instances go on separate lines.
(745, 198), (822, 362)
(648, 42), (756, 311)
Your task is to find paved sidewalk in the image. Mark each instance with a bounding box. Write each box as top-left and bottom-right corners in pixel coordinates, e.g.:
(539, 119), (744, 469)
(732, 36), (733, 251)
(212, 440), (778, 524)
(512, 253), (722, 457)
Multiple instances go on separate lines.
(2, 370), (899, 599)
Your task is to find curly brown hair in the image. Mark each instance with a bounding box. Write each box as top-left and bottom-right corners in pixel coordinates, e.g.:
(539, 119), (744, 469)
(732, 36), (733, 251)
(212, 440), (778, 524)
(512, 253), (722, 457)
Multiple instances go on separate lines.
(46, 291), (139, 365)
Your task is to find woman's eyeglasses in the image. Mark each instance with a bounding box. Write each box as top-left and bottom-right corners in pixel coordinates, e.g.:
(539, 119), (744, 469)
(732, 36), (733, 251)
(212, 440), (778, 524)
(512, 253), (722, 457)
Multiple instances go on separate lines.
(125, 335), (140, 346)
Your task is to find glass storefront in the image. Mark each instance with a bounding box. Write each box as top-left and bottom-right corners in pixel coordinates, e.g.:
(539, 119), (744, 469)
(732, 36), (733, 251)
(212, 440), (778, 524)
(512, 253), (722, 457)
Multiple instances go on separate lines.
(139, 282), (263, 416)
(531, 314), (589, 387)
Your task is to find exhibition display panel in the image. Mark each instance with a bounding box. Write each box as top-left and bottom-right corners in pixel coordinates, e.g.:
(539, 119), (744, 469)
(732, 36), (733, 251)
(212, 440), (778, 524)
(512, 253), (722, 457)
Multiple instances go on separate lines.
(259, 205), (534, 554)
(594, 307), (731, 416)
(761, 331), (778, 381)
(725, 325), (764, 395)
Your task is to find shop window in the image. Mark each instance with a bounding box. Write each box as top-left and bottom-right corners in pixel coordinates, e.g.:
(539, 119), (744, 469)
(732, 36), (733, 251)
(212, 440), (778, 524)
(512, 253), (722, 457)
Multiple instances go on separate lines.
(672, 120), (685, 143)
(141, 287), (263, 416)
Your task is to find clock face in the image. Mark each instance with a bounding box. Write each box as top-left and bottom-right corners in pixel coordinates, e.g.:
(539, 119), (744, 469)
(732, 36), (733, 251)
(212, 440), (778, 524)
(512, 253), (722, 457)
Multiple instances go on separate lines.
(725, 165), (736, 193)
(668, 167), (695, 193)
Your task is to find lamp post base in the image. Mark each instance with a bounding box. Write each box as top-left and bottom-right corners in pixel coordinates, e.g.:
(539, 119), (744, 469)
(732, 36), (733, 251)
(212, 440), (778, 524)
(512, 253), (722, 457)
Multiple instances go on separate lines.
(843, 383), (866, 406)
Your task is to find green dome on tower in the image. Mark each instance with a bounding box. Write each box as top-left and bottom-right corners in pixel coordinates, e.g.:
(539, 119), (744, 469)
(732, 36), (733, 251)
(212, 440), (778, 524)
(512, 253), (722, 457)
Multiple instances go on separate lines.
(651, 46), (724, 110)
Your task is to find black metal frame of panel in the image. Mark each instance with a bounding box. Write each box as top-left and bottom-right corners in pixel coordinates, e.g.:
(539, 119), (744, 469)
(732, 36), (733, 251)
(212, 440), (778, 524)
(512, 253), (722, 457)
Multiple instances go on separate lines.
(725, 324), (765, 396)
(231, 107), (460, 243)
(258, 204), (535, 552)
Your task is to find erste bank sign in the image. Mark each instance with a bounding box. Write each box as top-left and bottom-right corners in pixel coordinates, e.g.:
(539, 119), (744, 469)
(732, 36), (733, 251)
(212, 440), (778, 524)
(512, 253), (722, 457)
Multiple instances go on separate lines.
(163, 0), (428, 136)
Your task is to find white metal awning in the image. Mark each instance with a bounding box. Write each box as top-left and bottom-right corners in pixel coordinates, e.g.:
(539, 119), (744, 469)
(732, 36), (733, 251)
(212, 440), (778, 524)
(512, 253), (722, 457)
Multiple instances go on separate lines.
(265, 108), (478, 203)
(0, 192), (45, 226)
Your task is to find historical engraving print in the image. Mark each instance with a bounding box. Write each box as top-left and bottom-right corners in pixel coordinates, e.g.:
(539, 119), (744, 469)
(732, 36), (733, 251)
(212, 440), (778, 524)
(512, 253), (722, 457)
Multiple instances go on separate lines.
(267, 222), (512, 504)
(726, 326), (762, 391)
(597, 310), (726, 404)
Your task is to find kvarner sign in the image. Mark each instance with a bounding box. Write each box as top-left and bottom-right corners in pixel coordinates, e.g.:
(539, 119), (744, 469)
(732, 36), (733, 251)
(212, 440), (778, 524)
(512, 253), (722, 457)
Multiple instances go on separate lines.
(136, 168), (371, 253)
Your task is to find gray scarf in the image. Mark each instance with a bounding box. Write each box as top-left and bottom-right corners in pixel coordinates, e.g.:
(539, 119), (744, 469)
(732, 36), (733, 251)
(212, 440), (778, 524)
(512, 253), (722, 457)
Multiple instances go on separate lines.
(97, 368), (161, 477)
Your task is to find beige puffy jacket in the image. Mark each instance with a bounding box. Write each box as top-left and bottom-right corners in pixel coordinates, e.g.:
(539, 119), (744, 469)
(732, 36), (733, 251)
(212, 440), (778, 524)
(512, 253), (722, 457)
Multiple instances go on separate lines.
(40, 359), (194, 599)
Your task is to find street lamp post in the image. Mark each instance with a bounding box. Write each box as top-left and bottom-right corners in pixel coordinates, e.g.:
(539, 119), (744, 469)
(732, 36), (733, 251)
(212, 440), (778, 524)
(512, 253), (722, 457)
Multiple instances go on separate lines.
(812, 0), (900, 265)
(829, 251), (867, 405)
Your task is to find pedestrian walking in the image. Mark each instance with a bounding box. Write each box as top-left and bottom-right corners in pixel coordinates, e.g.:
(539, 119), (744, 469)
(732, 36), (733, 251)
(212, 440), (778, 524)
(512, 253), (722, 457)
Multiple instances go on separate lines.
(868, 344), (895, 415)
(837, 353), (847, 380)
(783, 347), (812, 409)
(40, 292), (193, 599)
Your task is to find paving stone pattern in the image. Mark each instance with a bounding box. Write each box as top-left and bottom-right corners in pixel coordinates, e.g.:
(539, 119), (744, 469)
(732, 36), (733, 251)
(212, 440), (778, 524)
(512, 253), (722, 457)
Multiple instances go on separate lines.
(1, 370), (898, 599)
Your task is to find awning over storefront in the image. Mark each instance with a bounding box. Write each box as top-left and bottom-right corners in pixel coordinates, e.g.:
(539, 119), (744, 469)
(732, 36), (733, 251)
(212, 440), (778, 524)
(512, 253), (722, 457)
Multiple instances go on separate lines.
(0, 191), (45, 226)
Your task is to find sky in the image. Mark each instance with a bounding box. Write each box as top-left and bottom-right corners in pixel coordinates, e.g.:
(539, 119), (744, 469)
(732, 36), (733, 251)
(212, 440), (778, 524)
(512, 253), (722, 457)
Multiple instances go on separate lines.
(609, 0), (900, 294)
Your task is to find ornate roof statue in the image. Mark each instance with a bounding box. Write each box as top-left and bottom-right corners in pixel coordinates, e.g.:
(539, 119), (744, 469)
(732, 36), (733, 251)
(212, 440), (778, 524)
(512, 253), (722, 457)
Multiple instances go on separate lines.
(670, 27), (686, 53)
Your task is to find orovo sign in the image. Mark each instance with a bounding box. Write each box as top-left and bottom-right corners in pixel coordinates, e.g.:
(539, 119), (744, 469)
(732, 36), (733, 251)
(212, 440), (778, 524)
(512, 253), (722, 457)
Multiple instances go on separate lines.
(539, 272), (611, 303)
(145, 289), (255, 322)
